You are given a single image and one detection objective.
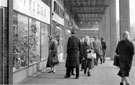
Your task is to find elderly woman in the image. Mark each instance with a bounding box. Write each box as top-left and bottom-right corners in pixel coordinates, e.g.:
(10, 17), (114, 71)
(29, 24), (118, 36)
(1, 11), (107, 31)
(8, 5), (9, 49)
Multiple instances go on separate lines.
(116, 31), (134, 85)
(82, 36), (94, 76)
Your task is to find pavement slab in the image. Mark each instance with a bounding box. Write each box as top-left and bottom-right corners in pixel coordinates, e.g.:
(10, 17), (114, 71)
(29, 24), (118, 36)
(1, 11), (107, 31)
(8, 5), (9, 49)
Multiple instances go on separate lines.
(18, 59), (135, 85)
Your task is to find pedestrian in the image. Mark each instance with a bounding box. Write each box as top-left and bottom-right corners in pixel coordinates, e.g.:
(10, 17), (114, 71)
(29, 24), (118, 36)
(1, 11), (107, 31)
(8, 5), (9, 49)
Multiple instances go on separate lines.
(46, 35), (59, 73)
(93, 36), (102, 65)
(82, 36), (94, 76)
(115, 31), (134, 85)
(80, 37), (85, 71)
(65, 29), (81, 79)
(100, 37), (107, 63)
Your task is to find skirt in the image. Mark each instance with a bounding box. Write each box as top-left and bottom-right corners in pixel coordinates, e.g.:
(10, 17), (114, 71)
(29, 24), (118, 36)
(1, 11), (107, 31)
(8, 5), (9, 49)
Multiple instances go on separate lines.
(118, 57), (132, 77)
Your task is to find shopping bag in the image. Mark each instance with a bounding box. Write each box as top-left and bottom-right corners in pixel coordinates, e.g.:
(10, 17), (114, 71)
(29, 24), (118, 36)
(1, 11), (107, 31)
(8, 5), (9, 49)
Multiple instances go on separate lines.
(52, 56), (59, 65)
(87, 52), (96, 59)
(113, 55), (120, 67)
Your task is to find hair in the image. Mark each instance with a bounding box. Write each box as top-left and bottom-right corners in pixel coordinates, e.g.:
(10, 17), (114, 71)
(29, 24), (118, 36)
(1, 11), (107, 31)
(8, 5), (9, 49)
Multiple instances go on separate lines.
(101, 37), (104, 40)
(122, 31), (130, 40)
(84, 36), (90, 44)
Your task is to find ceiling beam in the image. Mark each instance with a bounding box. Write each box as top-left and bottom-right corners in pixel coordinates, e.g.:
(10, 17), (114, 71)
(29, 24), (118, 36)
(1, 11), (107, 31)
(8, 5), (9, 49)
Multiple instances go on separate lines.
(71, 4), (109, 8)
(76, 12), (104, 14)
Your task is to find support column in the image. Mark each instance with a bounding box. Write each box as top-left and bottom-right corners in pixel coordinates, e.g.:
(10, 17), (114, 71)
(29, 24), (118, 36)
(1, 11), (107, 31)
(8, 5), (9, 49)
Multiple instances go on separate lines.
(7, 0), (13, 84)
(110, 0), (117, 60)
(102, 14), (106, 39)
(119, 0), (130, 38)
(0, 7), (3, 84)
(99, 18), (103, 38)
(105, 7), (111, 57)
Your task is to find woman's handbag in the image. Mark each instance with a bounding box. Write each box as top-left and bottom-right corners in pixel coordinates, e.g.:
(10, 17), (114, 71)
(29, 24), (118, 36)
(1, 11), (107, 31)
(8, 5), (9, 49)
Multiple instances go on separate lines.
(52, 56), (59, 65)
(113, 55), (120, 67)
(87, 52), (96, 59)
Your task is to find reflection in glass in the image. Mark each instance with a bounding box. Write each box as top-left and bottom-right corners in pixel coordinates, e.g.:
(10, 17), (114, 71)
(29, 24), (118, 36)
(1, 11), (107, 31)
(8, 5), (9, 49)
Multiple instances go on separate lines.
(13, 14), (29, 71)
(29, 19), (40, 64)
(41, 23), (48, 60)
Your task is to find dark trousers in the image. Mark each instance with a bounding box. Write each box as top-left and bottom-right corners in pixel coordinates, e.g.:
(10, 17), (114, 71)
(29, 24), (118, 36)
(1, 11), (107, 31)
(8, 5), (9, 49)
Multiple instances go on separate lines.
(95, 53), (102, 65)
(66, 67), (79, 77)
(102, 50), (106, 63)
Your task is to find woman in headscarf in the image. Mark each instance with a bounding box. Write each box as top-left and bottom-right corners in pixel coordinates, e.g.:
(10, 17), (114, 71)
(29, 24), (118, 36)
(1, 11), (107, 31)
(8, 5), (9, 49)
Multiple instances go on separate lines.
(116, 31), (134, 85)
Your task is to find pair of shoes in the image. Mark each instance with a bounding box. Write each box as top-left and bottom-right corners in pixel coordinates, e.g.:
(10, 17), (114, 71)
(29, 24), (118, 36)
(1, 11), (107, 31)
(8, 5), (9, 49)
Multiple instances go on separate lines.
(52, 71), (55, 73)
(72, 73), (75, 75)
(64, 76), (70, 78)
(87, 71), (91, 76)
(120, 82), (124, 85)
(75, 76), (79, 79)
(48, 71), (53, 73)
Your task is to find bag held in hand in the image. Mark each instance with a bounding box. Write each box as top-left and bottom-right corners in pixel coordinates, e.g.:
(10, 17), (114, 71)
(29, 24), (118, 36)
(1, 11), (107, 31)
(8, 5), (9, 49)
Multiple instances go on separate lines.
(52, 56), (59, 65)
(87, 52), (96, 59)
(113, 55), (120, 67)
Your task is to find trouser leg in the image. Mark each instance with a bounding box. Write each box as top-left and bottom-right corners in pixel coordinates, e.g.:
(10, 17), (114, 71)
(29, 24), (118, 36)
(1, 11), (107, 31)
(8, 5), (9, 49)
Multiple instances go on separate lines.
(76, 67), (79, 78)
(71, 68), (75, 75)
(66, 67), (71, 77)
(84, 60), (87, 74)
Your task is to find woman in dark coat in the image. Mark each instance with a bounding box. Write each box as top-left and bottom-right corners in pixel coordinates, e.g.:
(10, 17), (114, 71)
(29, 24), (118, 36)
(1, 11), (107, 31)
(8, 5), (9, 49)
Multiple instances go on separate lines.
(46, 36), (58, 73)
(116, 31), (134, 85)
(83, 36), (94, 76)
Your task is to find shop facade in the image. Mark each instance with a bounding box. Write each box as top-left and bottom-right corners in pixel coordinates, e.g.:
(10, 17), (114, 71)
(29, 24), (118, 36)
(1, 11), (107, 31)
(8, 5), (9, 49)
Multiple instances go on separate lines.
(51, 0), (65, 62)
(0, 0), (50, 84)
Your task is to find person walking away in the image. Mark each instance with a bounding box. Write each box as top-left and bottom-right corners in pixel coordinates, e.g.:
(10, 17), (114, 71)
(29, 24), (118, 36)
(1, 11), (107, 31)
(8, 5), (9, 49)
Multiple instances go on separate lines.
(80, 37), (85, 71)
(46, 36), (58, 73)
(93, 36), (102, 65)
(116, 31), (134, 85)
(100, 37), (107, 63)
(83, 36), (94, 76)
(65, 29), (81, 79)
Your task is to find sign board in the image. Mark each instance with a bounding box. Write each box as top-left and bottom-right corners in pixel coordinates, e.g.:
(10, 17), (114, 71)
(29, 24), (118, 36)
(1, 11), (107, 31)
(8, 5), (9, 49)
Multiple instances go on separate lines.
(0, 0), (7, 7)
(13, 0), (50, 24)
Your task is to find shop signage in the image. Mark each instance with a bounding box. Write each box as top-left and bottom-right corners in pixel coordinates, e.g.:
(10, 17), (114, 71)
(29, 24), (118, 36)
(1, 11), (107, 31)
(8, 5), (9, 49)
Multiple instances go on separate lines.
(52, 0), (64, 26)
(13, 0), (50, 24)
(0, 0), (7, 7)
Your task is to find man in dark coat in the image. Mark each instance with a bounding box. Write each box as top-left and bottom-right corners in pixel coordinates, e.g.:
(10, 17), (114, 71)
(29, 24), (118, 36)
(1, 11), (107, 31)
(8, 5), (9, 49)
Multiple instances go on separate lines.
(100, 37), (107, 63)
(65, 29), (81, 79)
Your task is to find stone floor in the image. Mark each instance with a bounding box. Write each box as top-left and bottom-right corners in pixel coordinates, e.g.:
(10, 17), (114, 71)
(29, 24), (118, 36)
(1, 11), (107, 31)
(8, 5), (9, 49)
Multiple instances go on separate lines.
(19, 58), (135, 85)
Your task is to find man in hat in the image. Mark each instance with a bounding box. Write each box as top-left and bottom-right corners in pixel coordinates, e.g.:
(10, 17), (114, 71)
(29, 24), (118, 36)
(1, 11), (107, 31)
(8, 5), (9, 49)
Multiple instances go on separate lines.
(65, 29), (82, 79)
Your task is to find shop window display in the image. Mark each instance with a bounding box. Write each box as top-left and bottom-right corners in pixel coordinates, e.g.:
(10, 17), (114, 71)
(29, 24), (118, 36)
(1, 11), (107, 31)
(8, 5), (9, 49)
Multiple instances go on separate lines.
(13, 14), (29, 71)
(41, 23), (48, 60)
(29, 19), (40, 64)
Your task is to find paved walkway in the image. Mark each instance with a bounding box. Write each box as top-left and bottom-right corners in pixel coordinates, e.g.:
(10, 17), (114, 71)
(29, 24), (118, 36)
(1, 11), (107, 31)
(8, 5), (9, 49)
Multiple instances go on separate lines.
(19, 58), (135, 85)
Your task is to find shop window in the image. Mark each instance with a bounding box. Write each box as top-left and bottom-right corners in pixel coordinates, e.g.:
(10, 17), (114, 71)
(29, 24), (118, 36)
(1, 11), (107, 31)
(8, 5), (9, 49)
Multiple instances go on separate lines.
(13, 14), (29, 72)
(41, 23), (48, 60)
(29, 19), (40, 64)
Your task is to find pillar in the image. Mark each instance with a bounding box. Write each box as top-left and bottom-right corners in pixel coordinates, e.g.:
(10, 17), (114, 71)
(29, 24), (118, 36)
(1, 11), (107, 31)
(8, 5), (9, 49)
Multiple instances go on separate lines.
(119, 0), (130, 38)
(7, 0), (13, 84)
(102, 14), (106, 39)
(110, 0), (117, 60)
(0, 8), (3, 84)
(105, 7), (111, 57)
(99, 18), (103, 38)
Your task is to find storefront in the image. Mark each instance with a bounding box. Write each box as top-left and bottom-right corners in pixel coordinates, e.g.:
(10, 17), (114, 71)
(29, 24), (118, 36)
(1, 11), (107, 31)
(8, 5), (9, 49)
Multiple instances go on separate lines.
(12, 0), (50, 83)
(51, 0), (65, 62)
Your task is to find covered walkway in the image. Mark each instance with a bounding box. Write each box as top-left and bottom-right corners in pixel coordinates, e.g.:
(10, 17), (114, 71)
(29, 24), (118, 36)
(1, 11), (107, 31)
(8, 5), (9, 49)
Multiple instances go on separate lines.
(19, 58), (135, 85)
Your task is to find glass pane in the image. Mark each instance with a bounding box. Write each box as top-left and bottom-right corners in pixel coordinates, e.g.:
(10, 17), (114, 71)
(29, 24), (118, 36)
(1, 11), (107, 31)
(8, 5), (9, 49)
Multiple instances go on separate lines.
(29, 19), (40, 64)
(41, 23), (48, 60)
(13, 13), (29, 72)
